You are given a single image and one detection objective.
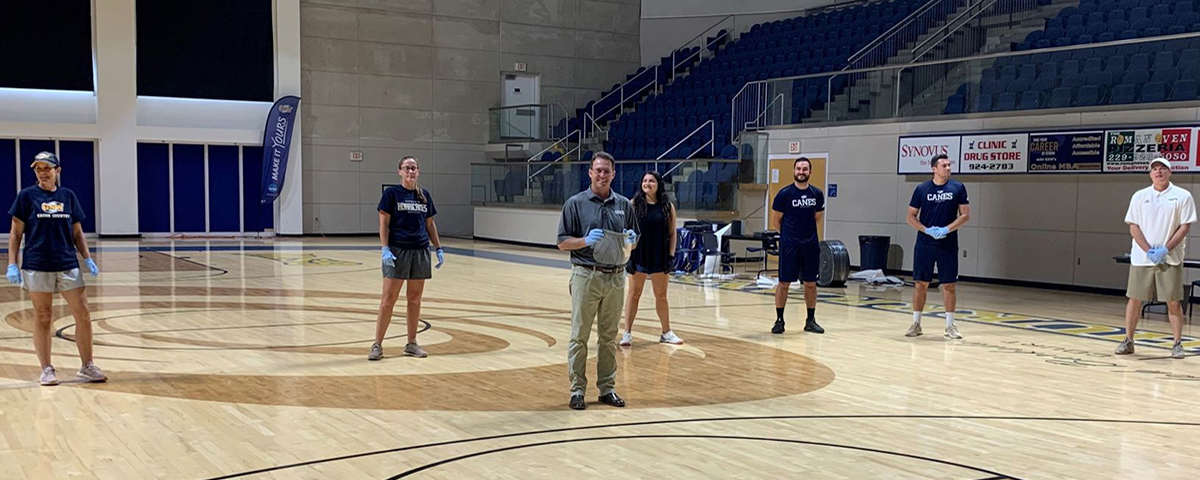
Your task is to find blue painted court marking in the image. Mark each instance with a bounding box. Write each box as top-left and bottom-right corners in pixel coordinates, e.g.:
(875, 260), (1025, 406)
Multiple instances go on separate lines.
(0, 244), (574, 269)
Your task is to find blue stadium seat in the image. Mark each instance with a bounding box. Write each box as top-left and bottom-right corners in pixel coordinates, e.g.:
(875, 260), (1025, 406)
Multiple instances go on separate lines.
(996, 92), (1018, 111)
(1170, 80), (1198, 101)
(1140, 82), (1167, 103)
(1017, 91), (1042, 110)
(1109, 84), (1137, 104)
(1047, 87), (1073, 108)
(1075, 85), (1102, 106)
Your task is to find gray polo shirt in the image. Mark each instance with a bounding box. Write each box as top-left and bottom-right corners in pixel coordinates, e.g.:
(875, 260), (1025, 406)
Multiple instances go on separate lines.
(557, 188), (639, 267)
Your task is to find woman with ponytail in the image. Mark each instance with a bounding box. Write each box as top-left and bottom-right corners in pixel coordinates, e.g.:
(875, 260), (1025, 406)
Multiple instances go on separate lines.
(369, 156), (443, 360)
(621, 171), (682, 346)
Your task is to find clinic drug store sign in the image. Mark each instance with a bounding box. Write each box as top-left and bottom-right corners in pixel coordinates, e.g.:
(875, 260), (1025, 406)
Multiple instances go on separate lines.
(898, 125), (1199, 175)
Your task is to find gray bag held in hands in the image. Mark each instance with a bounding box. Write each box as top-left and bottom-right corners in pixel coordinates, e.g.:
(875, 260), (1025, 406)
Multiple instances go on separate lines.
(591, 229), (633, 266)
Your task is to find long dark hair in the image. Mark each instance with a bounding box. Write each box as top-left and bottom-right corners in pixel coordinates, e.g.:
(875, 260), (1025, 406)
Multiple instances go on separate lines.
(632, 171), (673, 222)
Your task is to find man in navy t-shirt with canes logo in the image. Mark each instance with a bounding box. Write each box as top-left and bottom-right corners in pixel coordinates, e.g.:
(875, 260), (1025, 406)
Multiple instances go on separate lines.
(769, 157), (826, 335)
(904, 153), (971, 340)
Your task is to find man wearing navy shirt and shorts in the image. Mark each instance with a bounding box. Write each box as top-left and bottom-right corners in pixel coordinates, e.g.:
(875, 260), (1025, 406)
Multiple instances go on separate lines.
(769, 157), (825, 335)
(905, 153), (970, 339)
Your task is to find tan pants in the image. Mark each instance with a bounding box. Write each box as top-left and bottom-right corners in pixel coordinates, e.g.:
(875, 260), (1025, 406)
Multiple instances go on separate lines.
(1127, 264), (1184, 302)
(568, 266), (625, 396)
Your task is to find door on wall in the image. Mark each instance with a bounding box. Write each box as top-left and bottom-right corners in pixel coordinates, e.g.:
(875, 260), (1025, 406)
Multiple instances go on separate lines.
(766, 154), (828, 240)
(500, 73), (541, 139)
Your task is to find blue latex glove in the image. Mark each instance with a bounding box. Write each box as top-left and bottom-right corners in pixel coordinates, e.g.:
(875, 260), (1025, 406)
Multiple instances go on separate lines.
(5, 264), (20, 285)
(381, 247), (396, 267)
(624, 228), (638, 245)
(924, 226), (947, 240)
(84, 258), (99, 276)
(1147, 246), (1168, 264)
(584, 228), (604, 246)
(434, 248), (444, 269)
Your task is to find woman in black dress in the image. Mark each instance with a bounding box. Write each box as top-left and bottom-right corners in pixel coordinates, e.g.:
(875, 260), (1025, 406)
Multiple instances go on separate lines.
(620, 171), (682, 346)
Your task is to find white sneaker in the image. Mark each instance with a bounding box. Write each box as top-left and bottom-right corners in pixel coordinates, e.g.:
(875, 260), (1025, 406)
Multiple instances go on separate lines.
(660, 330), (683, 345)
(77, 362), (107, 383)
(905, 323), (922, 337)
(944, 324), (963, 340)
(39, 366), (59, 386)
(368, 343), (383, 361)
(619, 331), (633, 346)
(404, 342), (428, 358)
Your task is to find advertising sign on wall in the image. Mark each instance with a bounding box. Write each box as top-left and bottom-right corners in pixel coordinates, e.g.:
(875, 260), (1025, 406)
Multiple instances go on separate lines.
(1104, 128), (1193, 172)
(959, 133), (1028, 174)
(1027, 131), (1104, 172)
(897, 136), (960, 174)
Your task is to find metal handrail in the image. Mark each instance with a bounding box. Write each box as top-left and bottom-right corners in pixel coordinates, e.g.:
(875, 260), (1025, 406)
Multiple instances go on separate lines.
(658, 120), (715, 175)
(588, 16), (733, 138)
(911, 0), (999, 58)
(527, 130), (581, 180)
(489, 102), (570, 140)
(845, 0), (946, 67)
(730, 31), (1200, 129)
(747, 93), (786, 131)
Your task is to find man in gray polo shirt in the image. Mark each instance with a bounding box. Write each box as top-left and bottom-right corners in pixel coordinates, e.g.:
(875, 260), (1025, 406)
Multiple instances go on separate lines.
(557, 151), (639, 410)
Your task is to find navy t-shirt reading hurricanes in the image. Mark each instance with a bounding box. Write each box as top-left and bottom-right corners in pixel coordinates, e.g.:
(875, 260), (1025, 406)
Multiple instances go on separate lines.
(772, 184), (825, 245)
(8, 186), (85, 272)
(378, 185), (437, 250)
(909, 179), (969, 245)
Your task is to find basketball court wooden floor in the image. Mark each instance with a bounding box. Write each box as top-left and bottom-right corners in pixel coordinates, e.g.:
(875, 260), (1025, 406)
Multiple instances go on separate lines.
(0, 237), (1196, 479)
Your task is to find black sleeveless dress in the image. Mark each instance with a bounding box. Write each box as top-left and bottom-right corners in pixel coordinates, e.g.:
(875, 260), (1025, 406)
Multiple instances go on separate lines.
(629, 202), (671, 274)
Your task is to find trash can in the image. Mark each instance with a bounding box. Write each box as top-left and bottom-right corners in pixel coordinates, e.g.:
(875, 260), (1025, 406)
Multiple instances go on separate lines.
(858, 235), (890, 271)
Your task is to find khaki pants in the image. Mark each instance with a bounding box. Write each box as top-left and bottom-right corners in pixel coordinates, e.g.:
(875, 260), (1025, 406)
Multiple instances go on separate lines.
(568, 266), (625, 396)
(1127, 264), (1184, 302)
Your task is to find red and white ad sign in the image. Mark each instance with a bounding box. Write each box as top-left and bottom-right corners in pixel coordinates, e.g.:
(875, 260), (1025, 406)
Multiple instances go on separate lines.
(898, 136), (960, 174)
(959, 133), (1028, 174)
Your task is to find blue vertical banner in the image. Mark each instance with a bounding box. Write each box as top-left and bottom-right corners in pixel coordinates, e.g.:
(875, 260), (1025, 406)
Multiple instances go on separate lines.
(259, 95), (301, 204)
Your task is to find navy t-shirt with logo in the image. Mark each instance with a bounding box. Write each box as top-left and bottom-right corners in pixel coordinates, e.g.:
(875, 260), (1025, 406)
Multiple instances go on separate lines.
(909, 179), (969, 245)
(8, 186), (85, 272)
(378, 185), (437, 250)
(772, 184), (825, 245)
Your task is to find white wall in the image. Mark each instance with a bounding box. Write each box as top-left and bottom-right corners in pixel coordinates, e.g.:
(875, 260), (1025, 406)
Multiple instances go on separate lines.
(766, 105), (1200, 290)
(0, 0), (303, 235)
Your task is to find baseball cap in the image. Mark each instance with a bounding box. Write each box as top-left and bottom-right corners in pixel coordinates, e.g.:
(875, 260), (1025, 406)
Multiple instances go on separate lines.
(30, 151), (59, 168)
(1149, 157), (1170, 170)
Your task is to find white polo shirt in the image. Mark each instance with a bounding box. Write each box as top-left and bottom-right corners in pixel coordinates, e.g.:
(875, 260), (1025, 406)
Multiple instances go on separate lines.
(1125, 182), (1197, 266)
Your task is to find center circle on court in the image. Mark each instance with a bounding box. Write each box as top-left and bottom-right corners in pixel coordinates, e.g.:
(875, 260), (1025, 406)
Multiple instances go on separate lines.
(0, 286), (835, 411)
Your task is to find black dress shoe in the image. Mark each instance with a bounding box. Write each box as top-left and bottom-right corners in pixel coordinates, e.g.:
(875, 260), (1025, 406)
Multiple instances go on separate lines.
(597, 392), (626, 407)
(569, 394), (586, 410)
(804, 318), (825, 334)
(771, 319), (785, 334)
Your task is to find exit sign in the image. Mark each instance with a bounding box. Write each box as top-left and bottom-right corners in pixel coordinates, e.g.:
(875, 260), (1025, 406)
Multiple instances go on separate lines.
(515, 62), (527, 72)
(350, 151), (363, 162)
(788, 142), (800, 153)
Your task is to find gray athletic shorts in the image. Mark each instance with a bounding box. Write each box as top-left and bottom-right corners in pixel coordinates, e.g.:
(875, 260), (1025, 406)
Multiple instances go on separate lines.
(22, 268), (85, 293)
(382, 247), (432, 280)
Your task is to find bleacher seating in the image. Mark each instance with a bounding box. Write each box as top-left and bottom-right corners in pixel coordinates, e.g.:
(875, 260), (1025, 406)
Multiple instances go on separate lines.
(602, 0), (919, 161)
(946, 0), (1200, 114)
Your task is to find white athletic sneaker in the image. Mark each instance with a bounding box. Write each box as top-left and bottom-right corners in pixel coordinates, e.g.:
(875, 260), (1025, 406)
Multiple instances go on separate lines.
(905, 323), (922, 337)
(619, 331), (633, 346)
(368, 343), (383, 361)
(659, 330), (683, 345)
(944, 324), (962, 340)
(404, 342), (428, 358)
(1114, 338), (1135, 355)
(76, 362), (107, 383)
(39, 366), (59, 386)
(1172, 342), (1185, 359)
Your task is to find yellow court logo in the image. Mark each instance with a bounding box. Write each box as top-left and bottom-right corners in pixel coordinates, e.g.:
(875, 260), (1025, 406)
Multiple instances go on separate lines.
(245, 253), (360, 266)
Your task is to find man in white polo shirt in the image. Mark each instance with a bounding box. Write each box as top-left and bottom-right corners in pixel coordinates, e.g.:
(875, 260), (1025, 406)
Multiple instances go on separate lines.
(1118, 157), (1195, 358)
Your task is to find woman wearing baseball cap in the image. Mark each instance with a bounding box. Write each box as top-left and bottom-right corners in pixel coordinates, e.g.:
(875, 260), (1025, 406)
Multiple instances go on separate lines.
(6, 151), (104, 385)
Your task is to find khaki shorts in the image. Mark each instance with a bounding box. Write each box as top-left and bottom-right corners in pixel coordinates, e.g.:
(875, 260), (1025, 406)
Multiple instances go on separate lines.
(1127, 264), (1184, 302)
(22, 268), (85, 293)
